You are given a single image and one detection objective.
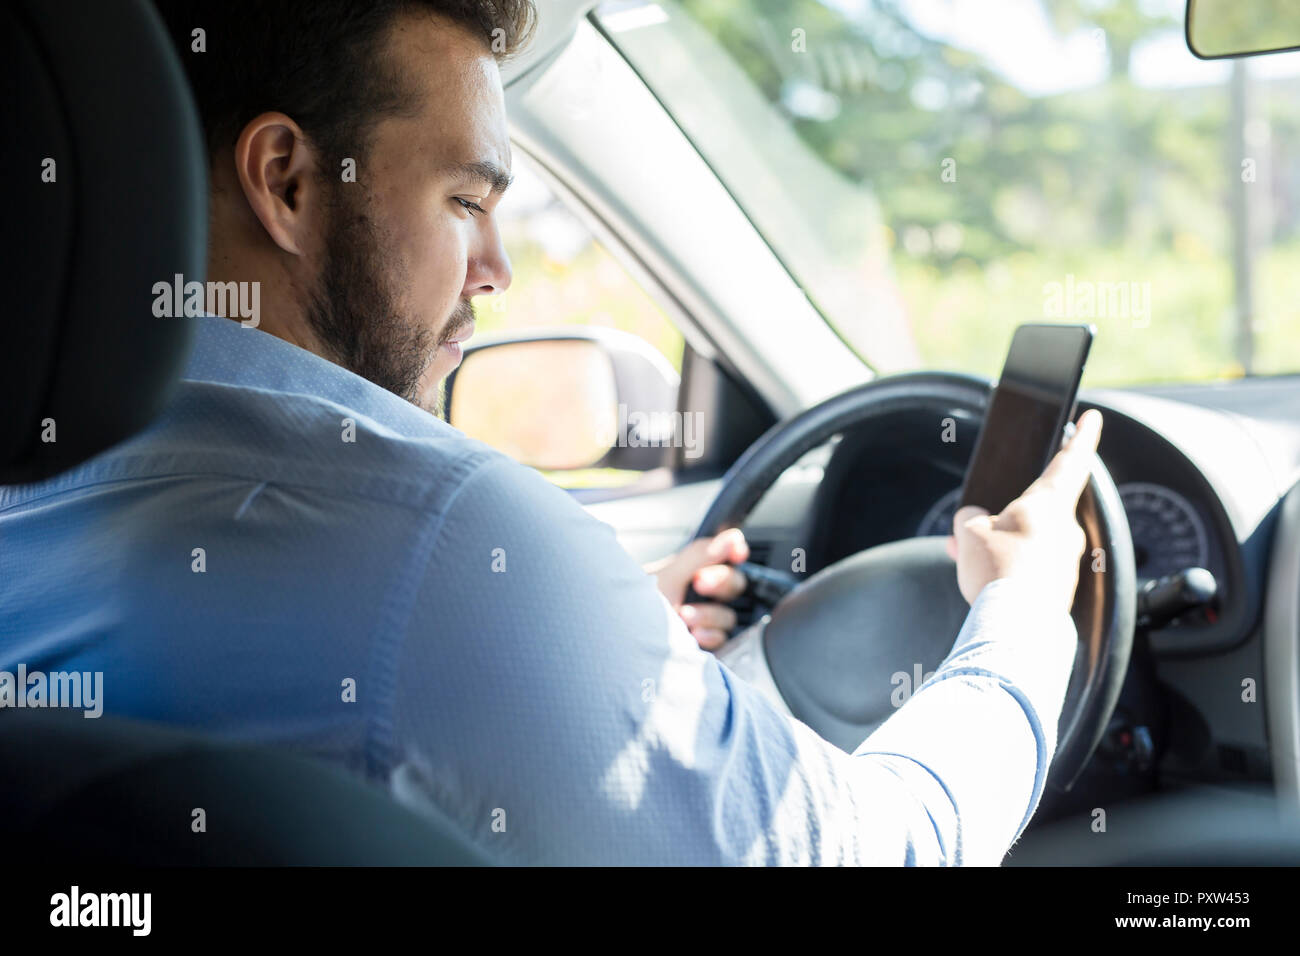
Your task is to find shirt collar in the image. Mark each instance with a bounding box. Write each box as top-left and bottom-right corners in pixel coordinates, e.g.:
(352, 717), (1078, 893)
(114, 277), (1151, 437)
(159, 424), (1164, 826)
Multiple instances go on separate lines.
(183, 314), (450, 438)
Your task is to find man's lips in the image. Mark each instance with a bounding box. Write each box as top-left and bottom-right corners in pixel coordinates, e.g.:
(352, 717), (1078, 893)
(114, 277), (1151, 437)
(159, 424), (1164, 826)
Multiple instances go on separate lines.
(441, 321), (474, 361)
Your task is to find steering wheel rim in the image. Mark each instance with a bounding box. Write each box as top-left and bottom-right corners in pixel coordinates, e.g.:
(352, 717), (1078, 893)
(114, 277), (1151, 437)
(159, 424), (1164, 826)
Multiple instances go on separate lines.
(695, 371), (1135, 792)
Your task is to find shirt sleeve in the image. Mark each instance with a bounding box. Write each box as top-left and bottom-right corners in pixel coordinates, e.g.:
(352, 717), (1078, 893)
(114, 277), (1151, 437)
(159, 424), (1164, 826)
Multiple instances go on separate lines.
(383, 452), (1078, 865)
(852, 577), (1079, 865)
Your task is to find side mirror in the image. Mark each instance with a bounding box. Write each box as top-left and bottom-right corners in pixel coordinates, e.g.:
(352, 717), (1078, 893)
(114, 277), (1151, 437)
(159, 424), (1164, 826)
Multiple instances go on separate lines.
(444, 328), (682, 472)
(1186, 0), (1300, 59)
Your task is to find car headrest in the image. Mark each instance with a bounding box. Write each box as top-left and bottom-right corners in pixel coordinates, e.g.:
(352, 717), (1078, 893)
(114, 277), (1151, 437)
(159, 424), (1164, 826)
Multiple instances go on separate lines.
(0, 0), (206, 485)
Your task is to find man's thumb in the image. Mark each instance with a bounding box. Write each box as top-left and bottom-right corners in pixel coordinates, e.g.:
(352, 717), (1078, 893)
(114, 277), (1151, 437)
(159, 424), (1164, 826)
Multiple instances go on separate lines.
(952, 505), (991, 545)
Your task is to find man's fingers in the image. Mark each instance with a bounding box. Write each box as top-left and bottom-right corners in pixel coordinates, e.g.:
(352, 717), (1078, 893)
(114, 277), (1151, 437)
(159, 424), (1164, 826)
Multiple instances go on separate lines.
(691, 563), (747, 601)
(680, 602), (737, 650)
(692, 628), (729, 651)
(680, 602), (737, 632)
(1029, 409), (1103, 503)
(707, 527), (749, 565)
(678, 536), (717, 568)
(680, 528), (746, 568)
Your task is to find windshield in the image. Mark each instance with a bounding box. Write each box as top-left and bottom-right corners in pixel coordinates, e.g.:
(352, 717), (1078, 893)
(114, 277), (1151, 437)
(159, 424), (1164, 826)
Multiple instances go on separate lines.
(597, 0), (1300, 387)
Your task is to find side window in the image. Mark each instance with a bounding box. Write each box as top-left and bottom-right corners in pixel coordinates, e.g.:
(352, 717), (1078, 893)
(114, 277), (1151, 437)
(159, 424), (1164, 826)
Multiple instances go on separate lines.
(462, 151), (686, 489)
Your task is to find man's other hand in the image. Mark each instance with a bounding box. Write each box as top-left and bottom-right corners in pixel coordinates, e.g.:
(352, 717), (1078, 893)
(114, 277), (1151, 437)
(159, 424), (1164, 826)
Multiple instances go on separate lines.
(945, 409), (1104, 612)
(648, 528), (749, 650)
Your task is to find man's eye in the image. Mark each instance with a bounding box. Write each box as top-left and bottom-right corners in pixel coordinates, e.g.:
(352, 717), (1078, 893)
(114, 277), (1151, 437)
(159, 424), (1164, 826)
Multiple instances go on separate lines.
(453, 197), (486, 216)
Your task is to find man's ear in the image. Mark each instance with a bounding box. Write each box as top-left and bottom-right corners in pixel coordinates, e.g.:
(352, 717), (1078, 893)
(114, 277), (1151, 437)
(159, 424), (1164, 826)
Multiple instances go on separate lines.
(231, 112), (324, 257)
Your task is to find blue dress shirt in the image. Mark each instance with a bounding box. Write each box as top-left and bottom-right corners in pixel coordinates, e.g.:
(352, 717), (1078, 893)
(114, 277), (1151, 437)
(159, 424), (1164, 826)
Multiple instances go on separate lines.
(0, 315), (1077, 865)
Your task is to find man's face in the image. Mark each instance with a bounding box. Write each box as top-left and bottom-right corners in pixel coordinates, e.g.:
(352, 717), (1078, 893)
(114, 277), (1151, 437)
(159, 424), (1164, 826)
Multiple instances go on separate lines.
(307, 13), (513, 416)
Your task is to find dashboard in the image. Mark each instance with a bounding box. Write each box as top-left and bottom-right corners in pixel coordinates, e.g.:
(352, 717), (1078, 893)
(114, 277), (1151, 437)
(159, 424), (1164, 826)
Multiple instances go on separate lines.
(739, 385), (1290, 662)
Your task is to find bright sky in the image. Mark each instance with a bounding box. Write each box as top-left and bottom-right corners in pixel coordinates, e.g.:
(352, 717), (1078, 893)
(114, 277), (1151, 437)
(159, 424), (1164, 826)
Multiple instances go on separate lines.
(826, 0), (1300, 95)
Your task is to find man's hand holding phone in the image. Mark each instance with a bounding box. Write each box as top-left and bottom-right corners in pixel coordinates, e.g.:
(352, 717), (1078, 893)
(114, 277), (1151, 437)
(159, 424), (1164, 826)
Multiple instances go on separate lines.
(945, 409), (1103, 613)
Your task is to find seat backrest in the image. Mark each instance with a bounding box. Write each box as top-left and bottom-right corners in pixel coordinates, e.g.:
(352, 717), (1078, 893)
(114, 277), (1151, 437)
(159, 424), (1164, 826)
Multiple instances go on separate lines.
(0, 0), (485, 864)
(0, 0), (202, 484)
(0, 709), (486, 865)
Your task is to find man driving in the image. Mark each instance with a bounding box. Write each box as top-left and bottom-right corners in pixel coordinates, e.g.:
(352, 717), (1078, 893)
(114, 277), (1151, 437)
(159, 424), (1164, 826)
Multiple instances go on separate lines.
(0, 0), (1102, 864)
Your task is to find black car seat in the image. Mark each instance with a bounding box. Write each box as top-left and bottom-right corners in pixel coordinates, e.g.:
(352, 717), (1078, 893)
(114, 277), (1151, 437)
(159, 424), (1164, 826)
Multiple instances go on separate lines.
(0, 0), (484, 865)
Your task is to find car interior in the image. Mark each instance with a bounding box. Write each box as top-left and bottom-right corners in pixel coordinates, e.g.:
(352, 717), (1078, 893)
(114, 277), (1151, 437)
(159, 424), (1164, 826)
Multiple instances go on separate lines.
(5, 0), (1300, 866)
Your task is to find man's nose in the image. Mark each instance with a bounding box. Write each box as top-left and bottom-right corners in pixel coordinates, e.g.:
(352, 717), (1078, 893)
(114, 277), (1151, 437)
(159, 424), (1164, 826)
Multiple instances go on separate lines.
(464, 218), (512, 298)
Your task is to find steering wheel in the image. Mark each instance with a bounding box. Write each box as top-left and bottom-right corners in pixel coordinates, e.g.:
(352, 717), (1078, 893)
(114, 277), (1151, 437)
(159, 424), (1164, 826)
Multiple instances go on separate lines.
(698, 372), (1136, 791)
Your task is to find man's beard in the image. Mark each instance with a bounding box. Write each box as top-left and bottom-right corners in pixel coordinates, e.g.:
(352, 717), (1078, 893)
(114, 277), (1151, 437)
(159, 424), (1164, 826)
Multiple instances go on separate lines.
(305, 183), (470, 417)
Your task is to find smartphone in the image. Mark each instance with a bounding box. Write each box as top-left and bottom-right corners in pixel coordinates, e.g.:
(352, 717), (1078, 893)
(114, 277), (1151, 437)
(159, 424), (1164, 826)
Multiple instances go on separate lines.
(959, 323), (1095, 515)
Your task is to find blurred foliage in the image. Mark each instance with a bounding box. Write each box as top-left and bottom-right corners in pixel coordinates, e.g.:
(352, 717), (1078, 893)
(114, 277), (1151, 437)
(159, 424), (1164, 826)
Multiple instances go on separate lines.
(674, 0), (1300, 383)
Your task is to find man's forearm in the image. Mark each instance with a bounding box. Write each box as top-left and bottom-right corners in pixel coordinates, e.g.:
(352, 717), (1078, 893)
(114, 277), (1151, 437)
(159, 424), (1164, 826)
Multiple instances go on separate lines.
(852, 577), (1079, 864)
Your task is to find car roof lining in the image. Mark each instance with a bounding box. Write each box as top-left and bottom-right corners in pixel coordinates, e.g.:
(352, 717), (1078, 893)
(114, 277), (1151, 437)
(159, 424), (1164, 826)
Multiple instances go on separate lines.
(500, 0), (596, 88)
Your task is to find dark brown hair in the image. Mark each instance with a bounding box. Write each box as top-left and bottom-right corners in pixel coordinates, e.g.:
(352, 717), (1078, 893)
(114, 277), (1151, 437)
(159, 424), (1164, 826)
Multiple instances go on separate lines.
(155, 0), (535, 167)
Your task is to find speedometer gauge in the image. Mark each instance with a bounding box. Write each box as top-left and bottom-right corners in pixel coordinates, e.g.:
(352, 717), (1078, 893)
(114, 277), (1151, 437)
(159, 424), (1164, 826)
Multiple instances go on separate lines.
(917, 481), (1211, 584)
(1117, 482), (1209, 581)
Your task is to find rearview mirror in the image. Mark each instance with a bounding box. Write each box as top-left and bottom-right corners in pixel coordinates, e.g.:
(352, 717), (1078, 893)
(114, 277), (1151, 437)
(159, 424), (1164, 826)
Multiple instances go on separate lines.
(1186, 0), (1300, 59)
(444, 328), (682, 473)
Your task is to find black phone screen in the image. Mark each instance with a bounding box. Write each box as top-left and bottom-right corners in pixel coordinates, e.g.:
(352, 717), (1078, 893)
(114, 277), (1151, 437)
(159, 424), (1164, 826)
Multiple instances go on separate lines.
(959, 323), (1094, 515)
